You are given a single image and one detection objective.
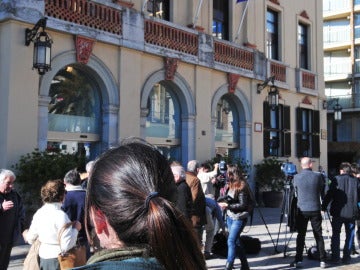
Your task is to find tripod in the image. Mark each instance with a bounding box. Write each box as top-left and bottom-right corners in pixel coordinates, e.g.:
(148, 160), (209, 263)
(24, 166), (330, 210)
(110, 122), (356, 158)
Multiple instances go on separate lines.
(253, 203), (278, 252)
(275, 176), (295, 257)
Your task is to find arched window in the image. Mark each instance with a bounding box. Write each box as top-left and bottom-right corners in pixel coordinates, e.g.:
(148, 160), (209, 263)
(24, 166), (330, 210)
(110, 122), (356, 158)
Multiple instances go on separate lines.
(47, 65), (101, 159)
(146, 82), (181, 161)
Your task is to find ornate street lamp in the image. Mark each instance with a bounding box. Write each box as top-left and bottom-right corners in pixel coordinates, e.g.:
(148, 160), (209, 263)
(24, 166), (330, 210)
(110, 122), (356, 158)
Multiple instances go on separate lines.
(25, 17), (53, 75)
(257, 76), (279, 110)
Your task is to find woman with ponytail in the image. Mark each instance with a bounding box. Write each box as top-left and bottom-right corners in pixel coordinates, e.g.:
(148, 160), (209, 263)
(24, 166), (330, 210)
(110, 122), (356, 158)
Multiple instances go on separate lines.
(218, 164), (252, 270)
(73, 138), (206, 270)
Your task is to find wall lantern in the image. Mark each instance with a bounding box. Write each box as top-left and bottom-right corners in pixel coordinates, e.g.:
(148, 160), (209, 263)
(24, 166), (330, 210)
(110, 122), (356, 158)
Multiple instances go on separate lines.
(257, 76), (279, 110)
(323, 98), (342, 121)
(333, 102), (342, 121)
(25, 17), (52, 75)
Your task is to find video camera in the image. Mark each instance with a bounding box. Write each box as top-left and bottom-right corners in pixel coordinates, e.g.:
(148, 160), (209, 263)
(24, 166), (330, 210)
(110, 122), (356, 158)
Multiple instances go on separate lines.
(281, 162), (297, 184)
(215, 160), (227, 188)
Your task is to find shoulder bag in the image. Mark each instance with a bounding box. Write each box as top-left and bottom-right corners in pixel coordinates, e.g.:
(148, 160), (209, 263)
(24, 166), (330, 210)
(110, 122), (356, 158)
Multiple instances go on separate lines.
(23, 238), (41, 270)
(57, 222), (87, 270)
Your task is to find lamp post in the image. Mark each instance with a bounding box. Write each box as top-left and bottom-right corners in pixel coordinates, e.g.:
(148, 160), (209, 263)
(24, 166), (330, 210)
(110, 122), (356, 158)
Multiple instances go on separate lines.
(25, 17), (53, 75)
(257, 76), (279, 110)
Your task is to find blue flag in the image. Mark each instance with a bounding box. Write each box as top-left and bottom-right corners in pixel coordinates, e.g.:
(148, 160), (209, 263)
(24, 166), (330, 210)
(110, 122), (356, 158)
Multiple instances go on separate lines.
(237, 0), (248, 3)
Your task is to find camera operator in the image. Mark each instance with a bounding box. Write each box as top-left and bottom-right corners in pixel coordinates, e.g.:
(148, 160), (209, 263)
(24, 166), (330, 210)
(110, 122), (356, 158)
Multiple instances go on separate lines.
(198, 162), (219, 199)
(214, 161), (228, 200)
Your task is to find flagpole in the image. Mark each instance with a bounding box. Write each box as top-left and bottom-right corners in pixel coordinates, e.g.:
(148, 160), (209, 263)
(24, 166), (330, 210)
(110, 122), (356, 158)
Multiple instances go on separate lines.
(235, 0), (250, 41)
(192, 0), (204, 28)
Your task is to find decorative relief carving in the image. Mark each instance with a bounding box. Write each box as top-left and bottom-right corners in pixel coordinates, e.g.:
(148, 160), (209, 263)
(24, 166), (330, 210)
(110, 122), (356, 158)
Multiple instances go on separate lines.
(164, 57), (178, 81)
(75, 36), (95, 64)
(228, 73), (241, 94)
(302, 95), (312, 105)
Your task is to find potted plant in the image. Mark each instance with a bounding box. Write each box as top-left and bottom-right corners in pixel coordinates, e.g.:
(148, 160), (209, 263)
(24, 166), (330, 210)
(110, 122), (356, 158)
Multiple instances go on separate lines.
(254, 157), (285, 207)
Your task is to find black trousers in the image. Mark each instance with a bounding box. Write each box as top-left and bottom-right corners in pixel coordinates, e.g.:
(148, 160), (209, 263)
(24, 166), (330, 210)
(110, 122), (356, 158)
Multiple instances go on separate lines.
(0, 243), (13, 270)
(295, 210), (326, 262)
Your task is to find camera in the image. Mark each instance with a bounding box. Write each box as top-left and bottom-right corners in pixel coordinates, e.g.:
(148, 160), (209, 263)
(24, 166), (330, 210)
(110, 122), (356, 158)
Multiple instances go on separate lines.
(215, 160), (227, 188)
(219, 160), (227, 173)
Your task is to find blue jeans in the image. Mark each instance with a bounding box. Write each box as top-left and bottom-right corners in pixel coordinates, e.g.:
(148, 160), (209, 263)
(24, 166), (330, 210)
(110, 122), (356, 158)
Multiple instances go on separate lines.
(331, 216), (355, 261)
(226, 216), (248, 268)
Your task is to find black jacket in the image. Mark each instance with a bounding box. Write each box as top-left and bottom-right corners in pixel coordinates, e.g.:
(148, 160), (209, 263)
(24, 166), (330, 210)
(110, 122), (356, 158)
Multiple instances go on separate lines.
(322, 173), (360, 220)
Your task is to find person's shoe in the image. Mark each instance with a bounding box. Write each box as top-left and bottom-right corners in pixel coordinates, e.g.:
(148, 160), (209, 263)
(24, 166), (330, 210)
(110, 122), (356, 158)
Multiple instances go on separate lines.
(320, 261), (327, 268)
(290, 260), (302, 268)
(342, 257), (351, 264)
(224, 261), (234, 270)
(204, 251), (214, 260)
(351, 249), (359, 255)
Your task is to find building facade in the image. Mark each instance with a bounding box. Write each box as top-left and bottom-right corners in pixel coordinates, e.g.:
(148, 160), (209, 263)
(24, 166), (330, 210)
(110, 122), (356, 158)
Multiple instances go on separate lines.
(0, 0), (326, 182)
(324, 0), (360, 176)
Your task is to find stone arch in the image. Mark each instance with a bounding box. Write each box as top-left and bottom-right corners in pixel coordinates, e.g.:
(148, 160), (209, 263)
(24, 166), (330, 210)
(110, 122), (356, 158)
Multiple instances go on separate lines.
(38, 51), (119, 153)
(140, 70), (196, 165)
(211, 85), (252, 164)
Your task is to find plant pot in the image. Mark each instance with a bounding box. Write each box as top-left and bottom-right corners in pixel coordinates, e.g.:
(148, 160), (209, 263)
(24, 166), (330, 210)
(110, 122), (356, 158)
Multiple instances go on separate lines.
(261, 191), (283, 208)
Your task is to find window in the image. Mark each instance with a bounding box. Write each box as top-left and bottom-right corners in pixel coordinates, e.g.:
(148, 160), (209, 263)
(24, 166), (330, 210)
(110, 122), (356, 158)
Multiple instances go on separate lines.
(266, 9), (279, 60)
(298, 23), (309, 69)
(213, 0), (229, 40)
(263, 103), (291, 157)
(146, 0), (170, 21)
(296, 108), (320, 158)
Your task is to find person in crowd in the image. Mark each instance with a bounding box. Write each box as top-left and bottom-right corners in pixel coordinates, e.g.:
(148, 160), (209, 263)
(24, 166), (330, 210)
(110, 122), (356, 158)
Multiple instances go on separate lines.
(81, 160), (95, 189)
(322, 162), (360, 264)
(291, 157), (327, 269)
(74, 138), (206, 269)
(0, 169), (25, 270)
(350, 163), (360, 255)
(218, 164), (251, 270)
(198, 162), (219, 199)
(170, 163), (192, 219)
(62, 169), (90, 258)
(203, 196), (226, 260)
(186, 160), (207, 244)
(23, 179), (81, 270)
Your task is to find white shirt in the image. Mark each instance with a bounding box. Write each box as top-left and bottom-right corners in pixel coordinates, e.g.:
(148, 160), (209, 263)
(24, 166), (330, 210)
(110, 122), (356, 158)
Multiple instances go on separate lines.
(198, 170), (218, 198)
(26, 202), (78, 259)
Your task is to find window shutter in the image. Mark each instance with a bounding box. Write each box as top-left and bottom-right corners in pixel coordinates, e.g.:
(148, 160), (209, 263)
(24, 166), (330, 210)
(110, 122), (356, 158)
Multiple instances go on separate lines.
(283, 105), (290, 131)
(296, 107), (303, 132)
(284, 132), (291, 157)
(264, 130), (270, 158)
(312, 134), (320, 158)
(296, 133), (302, 157)
(263, 102), (270, 129)
(313, 110), (320, 133)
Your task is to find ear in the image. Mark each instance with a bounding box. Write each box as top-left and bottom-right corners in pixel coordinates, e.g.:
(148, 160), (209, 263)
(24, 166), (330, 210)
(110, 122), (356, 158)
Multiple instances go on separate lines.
(91, 208), (108, 234)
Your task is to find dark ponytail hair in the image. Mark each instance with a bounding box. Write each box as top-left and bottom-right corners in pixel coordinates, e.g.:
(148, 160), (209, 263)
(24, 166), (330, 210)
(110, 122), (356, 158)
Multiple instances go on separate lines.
(85, 138), (206, 270)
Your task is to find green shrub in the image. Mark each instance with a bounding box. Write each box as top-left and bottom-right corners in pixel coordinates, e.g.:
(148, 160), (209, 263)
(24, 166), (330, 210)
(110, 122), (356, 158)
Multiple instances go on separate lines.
(254, 157), (285, 192)
(12, 149), (85, 226)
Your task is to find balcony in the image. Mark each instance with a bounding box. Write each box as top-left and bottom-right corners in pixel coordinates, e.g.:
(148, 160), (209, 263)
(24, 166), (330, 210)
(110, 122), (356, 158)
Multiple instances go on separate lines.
(22, 0), (315, 88)
(326, 94), (360, 110)
(296, 69), (317, 94)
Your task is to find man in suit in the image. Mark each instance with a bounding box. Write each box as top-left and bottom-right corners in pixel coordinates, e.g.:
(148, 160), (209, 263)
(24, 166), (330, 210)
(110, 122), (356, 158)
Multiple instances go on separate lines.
(291, 157), (326, 269)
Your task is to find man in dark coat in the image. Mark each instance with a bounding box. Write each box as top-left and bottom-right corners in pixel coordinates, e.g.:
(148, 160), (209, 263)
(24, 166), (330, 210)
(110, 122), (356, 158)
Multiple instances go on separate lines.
(322, 162), (360, 264)
(170, 163), (192, 219)
(291, 157), (326, 268)
(0, 169), (25, 270)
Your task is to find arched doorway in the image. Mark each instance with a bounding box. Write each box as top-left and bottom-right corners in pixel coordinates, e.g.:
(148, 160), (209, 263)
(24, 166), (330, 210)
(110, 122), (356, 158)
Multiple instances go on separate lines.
(38, 51), (119, 160)
(146, 81), (181, 161)
(140, 70), (195, 165)
(47, 65), (101, 160)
